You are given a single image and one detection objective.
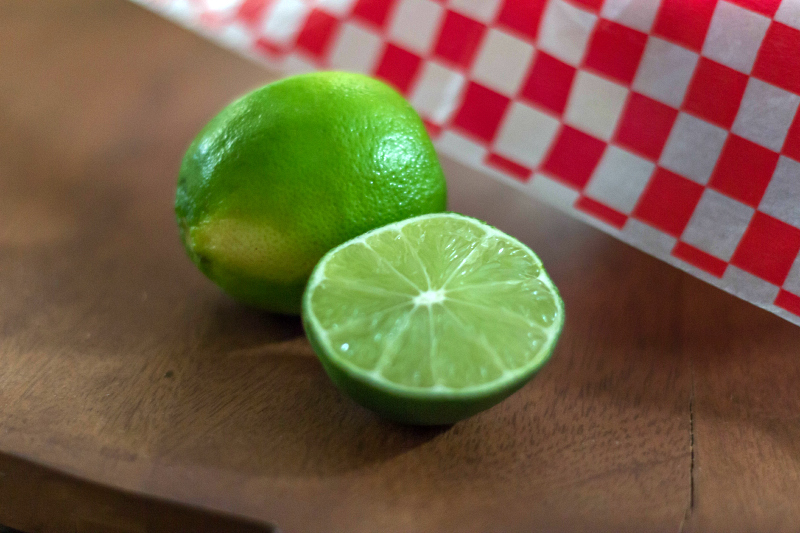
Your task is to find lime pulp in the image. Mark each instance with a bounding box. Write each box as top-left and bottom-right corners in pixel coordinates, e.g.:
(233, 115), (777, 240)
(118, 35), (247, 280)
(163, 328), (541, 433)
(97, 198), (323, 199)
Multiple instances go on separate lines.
(302, 213), (565, 425)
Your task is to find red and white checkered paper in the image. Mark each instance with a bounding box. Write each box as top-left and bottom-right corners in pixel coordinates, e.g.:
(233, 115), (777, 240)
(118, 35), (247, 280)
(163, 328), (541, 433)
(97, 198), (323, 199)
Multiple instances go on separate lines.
(135, 0), (800, 326)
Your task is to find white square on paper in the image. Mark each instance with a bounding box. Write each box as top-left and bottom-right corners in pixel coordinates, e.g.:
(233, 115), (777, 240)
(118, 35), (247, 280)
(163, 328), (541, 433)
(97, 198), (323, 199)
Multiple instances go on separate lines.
(632, 37), (699, 108)
(409, 61), (466, 124)
(622, 219), (679, 256)
(328, 23), (384, 73)
(781, 252), (800, 294)
(731, 78), (800, 152)
(261, 0), (310, 44)
(528, 173), (581, 209)
(318, 0), (359, 16)
(435, 131), (487, 165)
(702, 1), (771, 74)
(660, 113), (728, 185)
(538, 0), (597, 67)
(282, 53), (318, 74)
(564, 71), (629, 141)
(470, 29), (535, 96)
(388, 0), (445, 55)
(204, 0), (241, 13)
(600, 0), (662, 32)
(160, 0), (200, 21)
(681, 189), (755, 261)
(585, 146), (656, 213)
(448, 0), (503, 23)
(759, 156), (800, 229)
(776, 0), (800, 31)
(219, 23), (255, 49)
(493, 102), (560, 168)
(722, 266), (781, 306)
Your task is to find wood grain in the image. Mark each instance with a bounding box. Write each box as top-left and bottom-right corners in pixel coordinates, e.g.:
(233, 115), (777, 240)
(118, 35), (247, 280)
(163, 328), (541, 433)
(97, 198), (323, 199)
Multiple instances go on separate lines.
(0, 453), (275, 533)
(0, 1), (798, 531)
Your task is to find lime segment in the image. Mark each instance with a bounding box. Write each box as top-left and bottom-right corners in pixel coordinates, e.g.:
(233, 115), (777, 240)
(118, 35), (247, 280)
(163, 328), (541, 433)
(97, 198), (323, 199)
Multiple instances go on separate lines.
(302, 213), (565, 425)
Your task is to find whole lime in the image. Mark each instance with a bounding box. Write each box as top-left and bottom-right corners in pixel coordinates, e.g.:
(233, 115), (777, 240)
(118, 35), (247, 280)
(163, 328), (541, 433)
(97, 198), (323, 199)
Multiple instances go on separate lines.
(176, 72), (447, 314)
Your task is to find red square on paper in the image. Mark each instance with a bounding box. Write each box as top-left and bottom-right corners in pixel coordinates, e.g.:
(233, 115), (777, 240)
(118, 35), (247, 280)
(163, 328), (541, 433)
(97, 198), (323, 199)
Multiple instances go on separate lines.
(672, 241), (728, 277)
(615, 93), (679, 160)
(576, 197), (628, 228)
(652, 0), (718, 52)
(254, 37), (285, 57)
(375, 44), (421, 95)
(775, 289), (800, 317)
(782, 109), (800, 162)
(542, 126), (607, 189)
(520, 52), (576, 115)
(485, 153), (532, 181)
(296, 9), (339, 59)
(709, 135), (779, 207)
(682, 58), (748, 129)
(728, 0), (781, 16)
(433, 11), (486, 70)
(452, 82), (510, 143)
(423, 120), (442, 138)
(731, 211), (800, 286)
(235, 0), (271, 26)
(496, 0), (547, 40)
(752, 22), (800, 96)
(352, 0), (396, 28)
(571, 0), (605, 11)
(584, 20), (648, 85)
(633, 168), (704, 236)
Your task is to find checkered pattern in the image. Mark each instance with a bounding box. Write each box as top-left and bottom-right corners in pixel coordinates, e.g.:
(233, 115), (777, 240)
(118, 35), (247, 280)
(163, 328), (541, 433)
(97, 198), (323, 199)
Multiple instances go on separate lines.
(135, 0), (800, 326)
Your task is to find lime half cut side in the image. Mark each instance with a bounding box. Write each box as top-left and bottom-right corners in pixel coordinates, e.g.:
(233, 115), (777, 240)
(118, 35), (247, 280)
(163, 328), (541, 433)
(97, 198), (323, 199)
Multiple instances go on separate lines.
(302, 213), (565, 425)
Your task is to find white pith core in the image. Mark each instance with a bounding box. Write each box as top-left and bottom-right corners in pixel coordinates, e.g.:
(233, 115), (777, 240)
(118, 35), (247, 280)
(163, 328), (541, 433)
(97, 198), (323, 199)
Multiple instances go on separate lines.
(414, 289), (446, 306)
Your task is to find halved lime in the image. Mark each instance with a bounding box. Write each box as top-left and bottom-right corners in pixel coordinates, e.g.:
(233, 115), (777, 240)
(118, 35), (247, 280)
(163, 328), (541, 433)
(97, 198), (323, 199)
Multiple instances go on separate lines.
(301, 213), (565, 425)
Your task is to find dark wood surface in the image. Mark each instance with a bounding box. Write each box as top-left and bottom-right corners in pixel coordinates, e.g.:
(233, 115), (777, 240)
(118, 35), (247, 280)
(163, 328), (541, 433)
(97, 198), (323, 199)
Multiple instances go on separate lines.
(1, 2), (799, 532)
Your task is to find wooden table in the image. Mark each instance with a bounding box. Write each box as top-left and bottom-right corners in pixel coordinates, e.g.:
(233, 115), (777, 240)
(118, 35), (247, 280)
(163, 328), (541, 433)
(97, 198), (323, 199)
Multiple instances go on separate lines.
(2, 2), (800, 532)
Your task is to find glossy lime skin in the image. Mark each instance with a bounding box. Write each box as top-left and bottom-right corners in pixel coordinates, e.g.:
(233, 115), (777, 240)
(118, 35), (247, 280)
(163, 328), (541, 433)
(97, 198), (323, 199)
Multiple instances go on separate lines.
(176, 72), (447, 313)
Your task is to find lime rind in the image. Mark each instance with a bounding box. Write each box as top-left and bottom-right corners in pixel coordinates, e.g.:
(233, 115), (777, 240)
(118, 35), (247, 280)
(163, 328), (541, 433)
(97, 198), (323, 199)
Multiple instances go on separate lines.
(176, 72), (447, 314)
(302, 212), (564, 422)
